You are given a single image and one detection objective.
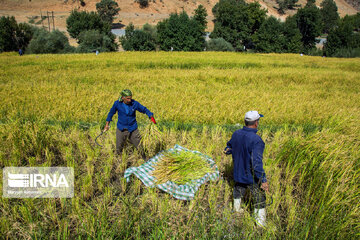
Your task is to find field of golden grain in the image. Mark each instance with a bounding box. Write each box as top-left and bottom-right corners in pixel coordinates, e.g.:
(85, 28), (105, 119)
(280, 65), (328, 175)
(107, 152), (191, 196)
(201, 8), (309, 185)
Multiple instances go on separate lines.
(0, 52), (359, 239)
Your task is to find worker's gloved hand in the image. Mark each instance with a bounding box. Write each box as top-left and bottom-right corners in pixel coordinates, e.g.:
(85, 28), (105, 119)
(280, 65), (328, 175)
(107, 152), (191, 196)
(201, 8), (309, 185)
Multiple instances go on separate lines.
(223, 147), (232, 155)
(150, 116), (157, 124)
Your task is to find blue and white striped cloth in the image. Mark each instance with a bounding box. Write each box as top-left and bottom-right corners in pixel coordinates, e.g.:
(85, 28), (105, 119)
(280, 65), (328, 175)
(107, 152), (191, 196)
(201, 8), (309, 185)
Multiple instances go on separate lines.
(124, 145), (220, 200)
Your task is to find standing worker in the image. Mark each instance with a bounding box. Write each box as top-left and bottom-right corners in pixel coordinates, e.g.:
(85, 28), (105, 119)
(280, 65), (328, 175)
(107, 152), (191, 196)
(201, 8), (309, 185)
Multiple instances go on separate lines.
(224, 111), (269, 227)
(104, 89), (156, 155)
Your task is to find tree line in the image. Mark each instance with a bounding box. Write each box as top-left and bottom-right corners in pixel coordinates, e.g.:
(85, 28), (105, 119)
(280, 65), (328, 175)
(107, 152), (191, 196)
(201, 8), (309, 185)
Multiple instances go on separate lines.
(0, 0), (359, 57)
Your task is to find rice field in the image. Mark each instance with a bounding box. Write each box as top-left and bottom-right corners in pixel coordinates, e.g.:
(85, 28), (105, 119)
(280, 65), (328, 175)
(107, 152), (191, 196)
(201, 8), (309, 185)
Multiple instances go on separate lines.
(0, 51), (359, 239)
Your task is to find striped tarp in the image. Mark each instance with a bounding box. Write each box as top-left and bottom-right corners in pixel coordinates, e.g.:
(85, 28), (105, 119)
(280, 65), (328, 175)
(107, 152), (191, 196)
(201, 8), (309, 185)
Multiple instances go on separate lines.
(124, 145), (220, 200)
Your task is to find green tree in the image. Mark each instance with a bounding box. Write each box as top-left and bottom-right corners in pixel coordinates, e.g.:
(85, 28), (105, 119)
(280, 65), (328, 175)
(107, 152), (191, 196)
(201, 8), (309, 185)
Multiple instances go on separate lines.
(0, 16), (18, 52)
(206, 38), (235, 51)
(0, 16), (35, 52)
(210, 0), (266, 51)
(66, 10), (110, 40)
(157, 11), (205, 51)
(193, 5), (208, 32)
(320, 0), (340, 34)
(276, 0), (299, 14)
(283, 15), (303, 52)
(324, 17), (360, 57)
(252, 16), (286, 53)
(96, 0), (120, 24)
(27, 29), (75, 54)
(120, 23), (156, 51)
(77, 29), (118, 53)
(295, 0), (322, 51)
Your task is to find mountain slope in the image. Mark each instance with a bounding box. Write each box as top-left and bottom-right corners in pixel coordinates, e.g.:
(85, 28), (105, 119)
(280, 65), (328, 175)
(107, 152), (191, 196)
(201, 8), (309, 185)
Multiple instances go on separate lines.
(0, 0), (358, 33)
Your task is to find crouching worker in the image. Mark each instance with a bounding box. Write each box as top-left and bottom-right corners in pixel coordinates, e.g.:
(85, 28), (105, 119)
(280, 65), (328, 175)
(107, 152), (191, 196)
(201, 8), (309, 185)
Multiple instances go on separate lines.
(224, 111), (269, 227)
(104, 89), (156, 155)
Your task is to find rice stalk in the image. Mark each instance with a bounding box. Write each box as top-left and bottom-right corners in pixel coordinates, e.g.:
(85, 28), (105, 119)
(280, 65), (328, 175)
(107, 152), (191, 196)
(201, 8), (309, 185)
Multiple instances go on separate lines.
(152, 150), (214, 185)
(140, 123), (165, 157)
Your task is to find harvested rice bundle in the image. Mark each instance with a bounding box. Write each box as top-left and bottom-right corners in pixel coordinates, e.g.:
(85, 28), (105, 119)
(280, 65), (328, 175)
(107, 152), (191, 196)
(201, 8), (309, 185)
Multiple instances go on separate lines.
(152, 150), (214, 185)
(141, 123), (165, 156)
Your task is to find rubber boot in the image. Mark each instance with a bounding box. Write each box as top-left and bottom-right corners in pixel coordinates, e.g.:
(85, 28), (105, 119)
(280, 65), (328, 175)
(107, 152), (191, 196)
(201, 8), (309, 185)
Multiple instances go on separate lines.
(254, 208), (266, 227)
(234, 199), (244, 213)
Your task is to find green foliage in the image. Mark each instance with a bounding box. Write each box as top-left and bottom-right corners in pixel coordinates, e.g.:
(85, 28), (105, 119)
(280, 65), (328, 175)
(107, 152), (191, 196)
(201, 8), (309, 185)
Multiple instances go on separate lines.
(66, 10), (110, 40)
(210, 0), (267, 51)
(295, 0), (322, 51)
(320, 0), (340, 34)
(77, 29), (118, 53)
(324, 17), (360, 57)
(135, 0), (149, 8)
(120, 23), (156, 51)
(0, 16), (35, 52)
(253, 17), (286, 53)
(27, 29), (75, 54)
(342, 13), (360, 31)
(157, 12), (205, 51)
(206, 38), (235, 51)
(283, 16), (303, 53)
(193, 5), (208, 32)
(96, 0), (120, 24)
(0, 16), (18, 52)
(142, 23), (157, 40)
(276, 0), (299, 14)
(16, 23), (36, 51)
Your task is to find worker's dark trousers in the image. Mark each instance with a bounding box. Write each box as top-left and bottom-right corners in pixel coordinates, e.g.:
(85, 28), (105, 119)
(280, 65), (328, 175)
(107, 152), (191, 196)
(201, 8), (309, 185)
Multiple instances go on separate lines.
(233, 182), (266, 209)
(116, 128), (142, 155)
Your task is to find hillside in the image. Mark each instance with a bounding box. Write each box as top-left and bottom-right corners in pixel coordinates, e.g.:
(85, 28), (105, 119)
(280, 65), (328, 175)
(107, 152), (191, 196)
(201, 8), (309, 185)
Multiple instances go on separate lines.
(0, 0), (358, 42)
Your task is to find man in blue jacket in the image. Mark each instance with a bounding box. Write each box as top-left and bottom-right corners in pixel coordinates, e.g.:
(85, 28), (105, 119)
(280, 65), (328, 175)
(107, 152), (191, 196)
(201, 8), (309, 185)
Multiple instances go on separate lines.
(224, 110), (268, 227)
(104, 89), (156, 155)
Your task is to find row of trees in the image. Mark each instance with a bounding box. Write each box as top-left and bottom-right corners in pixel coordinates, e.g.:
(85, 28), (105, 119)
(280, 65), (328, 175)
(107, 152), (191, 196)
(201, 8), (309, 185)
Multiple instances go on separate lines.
(0, 0), (120, 54)
(121, 0), (359, 57)
(1, 0), (359, 57)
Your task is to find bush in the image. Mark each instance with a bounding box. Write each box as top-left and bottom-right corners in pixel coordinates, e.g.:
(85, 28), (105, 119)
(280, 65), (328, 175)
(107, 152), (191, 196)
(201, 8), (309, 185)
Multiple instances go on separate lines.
(66, 10), (110, 40)
(135, 0), (149, 8)
(96, 0), (120, 24)
(332, 47), (360, 58)
(27, 29), (75, 54)
(77, 30), (118, 53)
(206, 38), (234, 51)
(157, 12), (205, 51)
(120, 23), (156, 51)
(0, 16), (35, 52)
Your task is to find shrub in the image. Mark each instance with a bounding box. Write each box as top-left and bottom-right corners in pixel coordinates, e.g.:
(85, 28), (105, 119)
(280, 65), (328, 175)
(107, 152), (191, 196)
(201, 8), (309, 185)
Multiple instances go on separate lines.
(66, 10), (110, 40)
(27, 29), (75, 54)
(120, 23), (156, 51)
(77, 30), (118, 53)
(206, 38), (234, 51)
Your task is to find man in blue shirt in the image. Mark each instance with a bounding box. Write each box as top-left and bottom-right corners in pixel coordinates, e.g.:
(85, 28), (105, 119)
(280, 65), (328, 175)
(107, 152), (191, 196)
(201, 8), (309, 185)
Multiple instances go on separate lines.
(104, 89), (156, 155)
(224, 110), (268, 227)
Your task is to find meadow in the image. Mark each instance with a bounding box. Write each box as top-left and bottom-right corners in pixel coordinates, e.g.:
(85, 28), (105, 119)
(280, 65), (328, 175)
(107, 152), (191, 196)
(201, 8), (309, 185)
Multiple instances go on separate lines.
(0, 51), (359, 239)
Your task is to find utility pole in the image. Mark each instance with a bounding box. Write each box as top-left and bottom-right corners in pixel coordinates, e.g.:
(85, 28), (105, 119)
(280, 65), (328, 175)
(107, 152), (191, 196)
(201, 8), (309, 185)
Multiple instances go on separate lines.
(40, 10), (44, 28)
(47, 11), (50, 31)
(52, 11), (55, 30)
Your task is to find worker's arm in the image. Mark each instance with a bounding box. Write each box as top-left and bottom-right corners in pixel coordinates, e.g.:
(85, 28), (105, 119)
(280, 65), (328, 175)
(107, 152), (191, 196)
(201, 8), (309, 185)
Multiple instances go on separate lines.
(135, 101), (154, 121)
(252, 140), (267, 184)
(224, 138), (233, 155)
(104, 102), (117, 132)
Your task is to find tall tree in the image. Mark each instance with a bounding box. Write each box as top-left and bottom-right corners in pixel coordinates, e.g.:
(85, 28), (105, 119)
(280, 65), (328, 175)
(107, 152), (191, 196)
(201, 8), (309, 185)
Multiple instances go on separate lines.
(157, 11), (205, 51)
(283, 15), (303, 52)
(193, 4), (208, 33)
(320, 0), (340, 34)
(66, 10), (110, 40)
(252, 16), (286, 53)
(210, 0), (266, 51)
(0, 16), (18, 52)
(295, 0), (322, 51)
(0, 16), (34, 52)
(96, 0), (120, 24)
